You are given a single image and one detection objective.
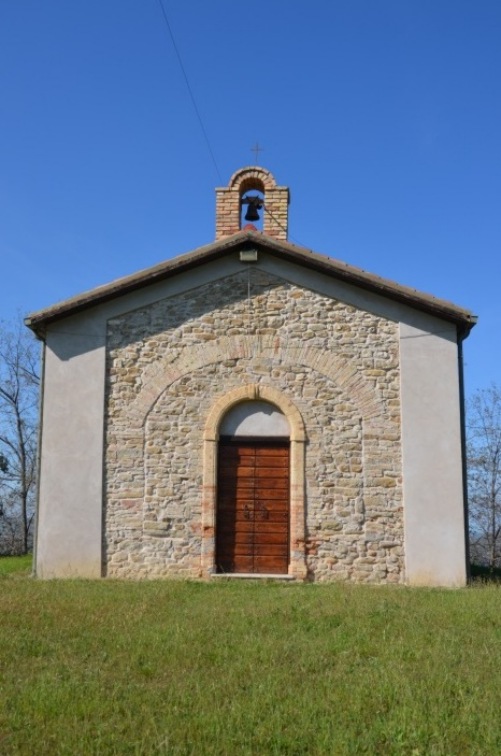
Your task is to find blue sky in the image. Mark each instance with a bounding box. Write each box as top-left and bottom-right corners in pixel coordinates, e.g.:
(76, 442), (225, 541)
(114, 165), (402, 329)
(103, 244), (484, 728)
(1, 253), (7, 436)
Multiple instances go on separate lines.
(1, 1), (499, 396)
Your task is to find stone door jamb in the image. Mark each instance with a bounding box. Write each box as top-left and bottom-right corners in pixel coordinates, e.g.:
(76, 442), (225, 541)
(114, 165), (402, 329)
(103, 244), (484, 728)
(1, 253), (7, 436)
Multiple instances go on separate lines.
(202, 384), (307, 579)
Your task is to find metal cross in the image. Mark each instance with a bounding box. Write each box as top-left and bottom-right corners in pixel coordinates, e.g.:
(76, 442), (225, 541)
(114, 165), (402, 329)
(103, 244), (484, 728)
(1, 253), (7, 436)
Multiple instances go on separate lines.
(251, 142), (263, 162)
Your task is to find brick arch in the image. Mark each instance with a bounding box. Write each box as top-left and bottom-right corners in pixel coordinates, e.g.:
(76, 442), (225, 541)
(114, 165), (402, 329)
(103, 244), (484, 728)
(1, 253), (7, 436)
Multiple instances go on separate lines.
(129, 336), (384, 428)
(228, 166), (277, 191)
(201, 384), (307, 580)
(127, 337), (389, 580)
(203, 383), (305, 442)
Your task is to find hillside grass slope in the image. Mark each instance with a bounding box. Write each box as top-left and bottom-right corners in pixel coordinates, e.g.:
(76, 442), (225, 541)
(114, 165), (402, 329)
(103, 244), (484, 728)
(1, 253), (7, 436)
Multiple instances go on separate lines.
(1, 557), (500, 755)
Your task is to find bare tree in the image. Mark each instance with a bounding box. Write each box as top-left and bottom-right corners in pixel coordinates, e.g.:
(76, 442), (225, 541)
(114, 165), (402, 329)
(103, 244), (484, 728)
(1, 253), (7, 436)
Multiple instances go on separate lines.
(0, 320), (39, 555)
(468, 384), (501, 570)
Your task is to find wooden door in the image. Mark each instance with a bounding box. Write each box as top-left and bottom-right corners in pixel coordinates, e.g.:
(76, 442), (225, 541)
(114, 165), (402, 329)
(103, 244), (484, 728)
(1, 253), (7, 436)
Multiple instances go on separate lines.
(216, 440), (289, 574)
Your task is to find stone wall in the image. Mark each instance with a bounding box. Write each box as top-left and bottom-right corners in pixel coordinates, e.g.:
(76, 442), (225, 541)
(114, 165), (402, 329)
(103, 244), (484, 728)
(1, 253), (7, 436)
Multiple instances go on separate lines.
(105, 266), (403, 582)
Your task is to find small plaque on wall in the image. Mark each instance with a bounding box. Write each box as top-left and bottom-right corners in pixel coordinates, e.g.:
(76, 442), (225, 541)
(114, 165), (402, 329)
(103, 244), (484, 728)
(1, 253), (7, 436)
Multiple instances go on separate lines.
(239, 249), (258, 262)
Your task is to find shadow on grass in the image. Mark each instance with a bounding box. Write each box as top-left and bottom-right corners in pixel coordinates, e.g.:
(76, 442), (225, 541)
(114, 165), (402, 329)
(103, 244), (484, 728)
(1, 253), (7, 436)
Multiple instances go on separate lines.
(470, 563), (501, 584)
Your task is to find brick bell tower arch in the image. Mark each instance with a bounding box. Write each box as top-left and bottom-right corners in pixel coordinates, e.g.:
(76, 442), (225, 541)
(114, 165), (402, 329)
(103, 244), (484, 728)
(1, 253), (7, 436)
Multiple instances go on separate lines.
(215, 166), (290, 241)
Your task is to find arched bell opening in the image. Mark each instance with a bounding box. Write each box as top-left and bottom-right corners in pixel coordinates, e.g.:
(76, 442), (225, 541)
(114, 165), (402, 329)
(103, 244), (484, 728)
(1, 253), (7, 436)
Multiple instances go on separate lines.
(239, 179), (265, 233)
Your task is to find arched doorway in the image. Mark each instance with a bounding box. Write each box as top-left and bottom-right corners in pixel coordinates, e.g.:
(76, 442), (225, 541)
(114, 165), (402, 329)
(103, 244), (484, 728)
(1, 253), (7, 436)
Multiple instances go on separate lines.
(202, 384), (306, 579)
(216, 401), (290, 575)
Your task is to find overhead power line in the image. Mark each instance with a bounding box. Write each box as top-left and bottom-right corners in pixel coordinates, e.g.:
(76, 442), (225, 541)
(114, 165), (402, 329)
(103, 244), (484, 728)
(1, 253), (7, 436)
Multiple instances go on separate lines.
(155, 0), (223, 183)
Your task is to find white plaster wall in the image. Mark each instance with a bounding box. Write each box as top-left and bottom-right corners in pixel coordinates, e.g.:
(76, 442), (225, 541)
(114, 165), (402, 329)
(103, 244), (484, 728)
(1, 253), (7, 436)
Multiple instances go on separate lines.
(34, 249), (468, 583)
(219, 400), (290, 437)
(400, 316), (467, 586)
(36, 317), (106, 577)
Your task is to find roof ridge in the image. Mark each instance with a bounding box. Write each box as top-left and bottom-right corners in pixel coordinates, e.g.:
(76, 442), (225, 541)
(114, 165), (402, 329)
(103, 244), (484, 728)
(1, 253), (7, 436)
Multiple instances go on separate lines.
(25, 231), (476, 337)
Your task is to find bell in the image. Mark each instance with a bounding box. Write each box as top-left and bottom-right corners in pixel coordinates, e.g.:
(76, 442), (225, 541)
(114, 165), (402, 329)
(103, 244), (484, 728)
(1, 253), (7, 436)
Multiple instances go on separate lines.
(244, 204), (260, 222)
(244, 199), (260, 222)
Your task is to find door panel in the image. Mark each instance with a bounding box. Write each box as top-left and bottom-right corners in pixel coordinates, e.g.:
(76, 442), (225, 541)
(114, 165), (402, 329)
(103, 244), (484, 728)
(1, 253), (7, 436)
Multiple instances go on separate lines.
(216, 440), (290, 574)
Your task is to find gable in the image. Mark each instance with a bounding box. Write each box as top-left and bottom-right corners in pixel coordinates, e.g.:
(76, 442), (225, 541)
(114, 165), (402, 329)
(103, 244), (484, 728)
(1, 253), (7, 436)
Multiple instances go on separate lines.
(25, 232), (476, 339)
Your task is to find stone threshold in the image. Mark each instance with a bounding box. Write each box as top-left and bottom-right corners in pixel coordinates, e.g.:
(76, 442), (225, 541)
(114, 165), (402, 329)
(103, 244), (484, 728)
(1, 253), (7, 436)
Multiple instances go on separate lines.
(210, 573), (296, 581)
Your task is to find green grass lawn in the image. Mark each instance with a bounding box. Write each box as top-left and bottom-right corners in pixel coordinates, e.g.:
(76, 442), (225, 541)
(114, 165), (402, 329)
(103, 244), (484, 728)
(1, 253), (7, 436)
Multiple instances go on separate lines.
(1, 557), (501, 755)
(0, 554), (32, 577)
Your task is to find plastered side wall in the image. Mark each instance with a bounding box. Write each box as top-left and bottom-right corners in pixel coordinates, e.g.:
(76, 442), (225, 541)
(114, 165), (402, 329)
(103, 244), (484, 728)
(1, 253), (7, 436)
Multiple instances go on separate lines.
(400, 317), (467, 586)
(36, 320), (106, 578)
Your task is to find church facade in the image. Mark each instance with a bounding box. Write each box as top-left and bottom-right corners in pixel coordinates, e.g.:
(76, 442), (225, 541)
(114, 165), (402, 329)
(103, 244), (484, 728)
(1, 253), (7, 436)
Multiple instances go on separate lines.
(26, 167), (476, 585)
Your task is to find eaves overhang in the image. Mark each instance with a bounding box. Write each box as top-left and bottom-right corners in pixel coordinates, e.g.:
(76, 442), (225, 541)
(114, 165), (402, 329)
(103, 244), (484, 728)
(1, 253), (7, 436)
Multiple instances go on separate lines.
(25, 231), (477, 339)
